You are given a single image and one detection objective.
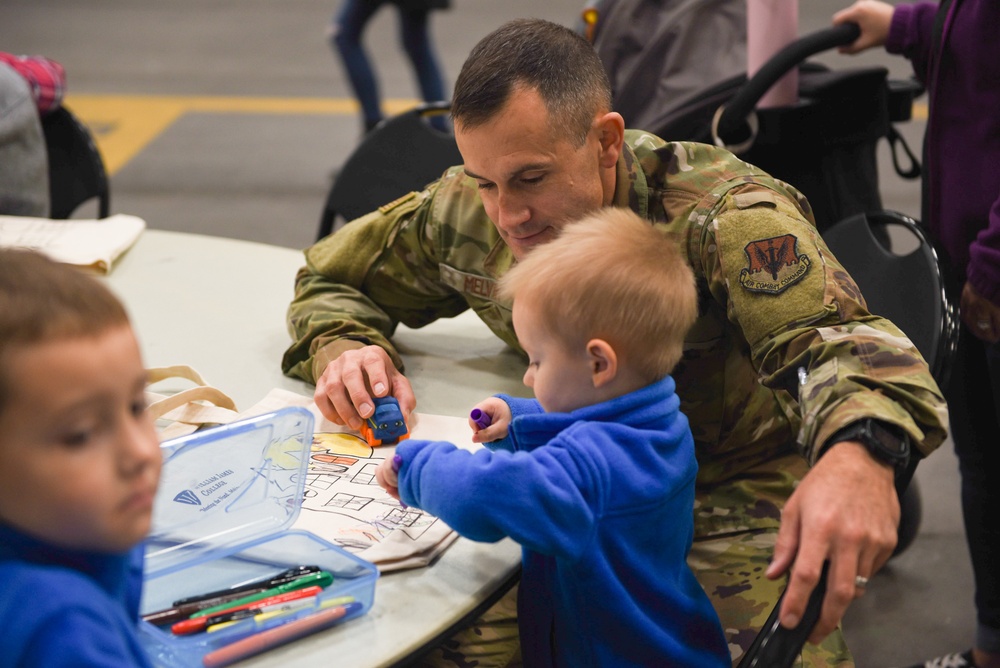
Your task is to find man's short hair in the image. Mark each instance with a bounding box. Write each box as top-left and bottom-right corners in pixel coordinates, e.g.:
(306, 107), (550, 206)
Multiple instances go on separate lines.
(499, 208), (698, 383)
(451, 18), (613, 146)
(0, 249), (130, 411)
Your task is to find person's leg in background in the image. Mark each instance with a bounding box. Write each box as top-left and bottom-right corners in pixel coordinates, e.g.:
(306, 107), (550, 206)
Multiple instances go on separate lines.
(329, 0), (387, 135)
(396, 6), (448, 132)
(942, 325), (1000, 668)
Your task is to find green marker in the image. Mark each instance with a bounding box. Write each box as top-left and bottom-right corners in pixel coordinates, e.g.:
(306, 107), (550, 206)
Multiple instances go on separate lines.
(191, 571), (334, 618)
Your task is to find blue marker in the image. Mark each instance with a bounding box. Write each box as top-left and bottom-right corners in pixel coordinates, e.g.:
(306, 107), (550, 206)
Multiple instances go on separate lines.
(470, 408), (492, 430)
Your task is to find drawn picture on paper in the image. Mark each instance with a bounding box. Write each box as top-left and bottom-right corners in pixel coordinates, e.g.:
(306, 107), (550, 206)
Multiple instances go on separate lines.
(292, 429), (457, 571)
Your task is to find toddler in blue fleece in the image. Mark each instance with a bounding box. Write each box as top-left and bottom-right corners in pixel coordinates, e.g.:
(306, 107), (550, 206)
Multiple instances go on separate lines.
(376, 209), (729, 667)
(0, 250), (160, 667)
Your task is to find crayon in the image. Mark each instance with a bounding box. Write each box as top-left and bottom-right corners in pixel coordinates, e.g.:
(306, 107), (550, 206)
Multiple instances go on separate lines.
(205, 596), (356, 634)
(201, 602), (363, 668)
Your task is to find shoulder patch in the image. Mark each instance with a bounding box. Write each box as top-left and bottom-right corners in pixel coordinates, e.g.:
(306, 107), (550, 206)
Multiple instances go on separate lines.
(738, 234), (811, 294)
(378, 190), (418, 213)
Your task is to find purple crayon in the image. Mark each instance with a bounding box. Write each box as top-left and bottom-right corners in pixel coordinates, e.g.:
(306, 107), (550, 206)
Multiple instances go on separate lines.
(470, 408), (492, 430)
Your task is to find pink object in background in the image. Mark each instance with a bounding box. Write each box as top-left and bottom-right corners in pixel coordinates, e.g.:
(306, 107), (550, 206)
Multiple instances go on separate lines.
(747, 0), (799, 108)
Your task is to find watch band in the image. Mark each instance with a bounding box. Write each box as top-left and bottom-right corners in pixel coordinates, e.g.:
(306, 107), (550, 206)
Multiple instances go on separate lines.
(825, 418), (911, 475)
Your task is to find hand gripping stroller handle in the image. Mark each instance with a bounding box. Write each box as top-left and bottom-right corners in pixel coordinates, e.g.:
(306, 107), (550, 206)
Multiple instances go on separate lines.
(714, 23), (862, 149)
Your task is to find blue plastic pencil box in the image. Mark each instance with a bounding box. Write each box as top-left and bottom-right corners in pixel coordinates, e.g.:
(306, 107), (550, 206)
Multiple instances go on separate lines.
(138, 407), (379, 667)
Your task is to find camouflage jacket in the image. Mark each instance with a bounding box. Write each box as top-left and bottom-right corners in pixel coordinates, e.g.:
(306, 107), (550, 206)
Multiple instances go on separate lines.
(285, 131), (948, 535)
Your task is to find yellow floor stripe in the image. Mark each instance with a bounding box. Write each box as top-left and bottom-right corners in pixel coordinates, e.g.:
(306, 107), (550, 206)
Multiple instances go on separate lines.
(61, 93), (929, 178)
(63, 93), (424, 176)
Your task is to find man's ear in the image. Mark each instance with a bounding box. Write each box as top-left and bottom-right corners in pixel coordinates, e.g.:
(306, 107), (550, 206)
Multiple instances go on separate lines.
(595, 111), (625, 169)
(587, 338), (618, 388)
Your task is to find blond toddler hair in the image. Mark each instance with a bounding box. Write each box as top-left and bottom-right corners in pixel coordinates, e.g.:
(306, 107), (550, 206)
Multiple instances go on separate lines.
(499, 208), (698, 383)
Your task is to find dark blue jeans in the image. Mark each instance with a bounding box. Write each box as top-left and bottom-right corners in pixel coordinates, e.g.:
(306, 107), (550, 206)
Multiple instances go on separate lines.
(943, 323), (1000, 653)
(330, 0), (447, 131)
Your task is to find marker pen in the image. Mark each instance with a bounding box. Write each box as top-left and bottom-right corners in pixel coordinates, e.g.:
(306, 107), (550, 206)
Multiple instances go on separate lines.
(142, 587), (271, 627)
(171, 587), (324, 635)
(192, 571), (333, 618)
(470, 408), (492, 430)
(171, 565), (321, 606)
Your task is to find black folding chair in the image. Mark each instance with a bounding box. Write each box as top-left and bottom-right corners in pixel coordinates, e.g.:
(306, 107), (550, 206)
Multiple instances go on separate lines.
(42, 105), (110, 219)
(823, 210), (959, 389)
(316, 101), (461, 241)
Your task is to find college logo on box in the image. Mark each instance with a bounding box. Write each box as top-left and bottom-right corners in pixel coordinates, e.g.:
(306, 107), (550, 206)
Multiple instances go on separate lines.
(738, 234), (811, 294)
(173, 489), (202, 506)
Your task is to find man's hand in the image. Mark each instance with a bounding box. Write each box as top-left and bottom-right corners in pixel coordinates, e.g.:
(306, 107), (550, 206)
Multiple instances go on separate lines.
(766, 441), (900, 644)
(832, 0), (893, 54)
(961, 281), (1000, 344)
(314, 345), (416, 429)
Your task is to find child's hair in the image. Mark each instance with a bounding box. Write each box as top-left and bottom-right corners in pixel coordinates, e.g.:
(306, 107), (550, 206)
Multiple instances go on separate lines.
(499, 208), (698, 383)
(0, 249), (130, 411)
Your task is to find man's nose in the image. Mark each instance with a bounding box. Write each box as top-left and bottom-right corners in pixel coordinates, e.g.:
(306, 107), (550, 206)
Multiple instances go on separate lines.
(496, 191), (530, 230)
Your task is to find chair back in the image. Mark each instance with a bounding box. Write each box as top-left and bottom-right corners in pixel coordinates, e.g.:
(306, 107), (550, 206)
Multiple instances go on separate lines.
(42, 105), (110, 219)
(317, 102), (461, 241)
(822, 210), (959, 388)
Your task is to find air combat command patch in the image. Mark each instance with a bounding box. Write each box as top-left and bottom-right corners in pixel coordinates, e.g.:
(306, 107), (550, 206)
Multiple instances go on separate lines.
(738, 234), (811, 294)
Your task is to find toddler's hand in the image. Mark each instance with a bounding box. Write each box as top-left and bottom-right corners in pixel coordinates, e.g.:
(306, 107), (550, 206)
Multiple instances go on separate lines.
(469, 398), (512, 443)
(375, 454), (402, 502)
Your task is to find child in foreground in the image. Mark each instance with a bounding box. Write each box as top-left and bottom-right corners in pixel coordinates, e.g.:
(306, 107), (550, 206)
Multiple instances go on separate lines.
(0, 249), (160, 667)
(376, 209), (729, 667)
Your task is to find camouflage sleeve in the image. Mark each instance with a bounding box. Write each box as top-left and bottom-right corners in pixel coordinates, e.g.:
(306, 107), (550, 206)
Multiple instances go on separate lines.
(282, 182), (469, 384)
(701, 186), (948, 463)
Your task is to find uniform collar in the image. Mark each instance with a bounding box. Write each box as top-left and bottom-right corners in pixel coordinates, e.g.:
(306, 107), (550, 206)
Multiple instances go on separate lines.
(611, 139), (649, 220)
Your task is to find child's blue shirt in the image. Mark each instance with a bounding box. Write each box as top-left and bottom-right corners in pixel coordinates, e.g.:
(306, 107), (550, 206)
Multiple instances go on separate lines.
(0, 523), (152, 667)
(396, 376), (729, 667)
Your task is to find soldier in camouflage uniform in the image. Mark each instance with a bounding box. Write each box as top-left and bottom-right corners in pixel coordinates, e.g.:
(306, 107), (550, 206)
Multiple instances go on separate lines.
(283, 18), (948, 667)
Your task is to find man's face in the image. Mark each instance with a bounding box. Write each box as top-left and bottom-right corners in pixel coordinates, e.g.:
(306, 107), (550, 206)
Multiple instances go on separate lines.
(455, 86), (613, 260)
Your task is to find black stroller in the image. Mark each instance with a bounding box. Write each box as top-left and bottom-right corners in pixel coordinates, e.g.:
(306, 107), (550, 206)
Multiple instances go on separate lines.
(586, 0), (922, 233)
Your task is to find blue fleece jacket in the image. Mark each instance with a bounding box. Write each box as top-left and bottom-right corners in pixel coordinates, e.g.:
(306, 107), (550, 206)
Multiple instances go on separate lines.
(0, 523), (152, 667)
(396, 376), (729, 667)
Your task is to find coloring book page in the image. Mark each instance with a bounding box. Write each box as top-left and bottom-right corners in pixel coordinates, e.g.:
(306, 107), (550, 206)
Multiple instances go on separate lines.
(240, 389), (476, 572)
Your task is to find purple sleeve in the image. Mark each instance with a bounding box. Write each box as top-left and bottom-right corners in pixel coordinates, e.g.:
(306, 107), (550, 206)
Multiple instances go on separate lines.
(967, 194), (1000, 305)
(885, 2), (939, 83)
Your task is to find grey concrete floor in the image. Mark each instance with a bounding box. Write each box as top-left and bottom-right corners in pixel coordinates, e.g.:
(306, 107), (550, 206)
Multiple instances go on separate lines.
(2, 1), (976, 666)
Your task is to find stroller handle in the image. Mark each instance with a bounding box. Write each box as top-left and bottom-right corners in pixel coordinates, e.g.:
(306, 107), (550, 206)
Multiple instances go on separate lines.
(714, 22), (862, 149)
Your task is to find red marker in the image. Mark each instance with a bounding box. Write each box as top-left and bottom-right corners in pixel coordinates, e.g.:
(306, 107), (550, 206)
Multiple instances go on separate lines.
(171, 587), (323, 635)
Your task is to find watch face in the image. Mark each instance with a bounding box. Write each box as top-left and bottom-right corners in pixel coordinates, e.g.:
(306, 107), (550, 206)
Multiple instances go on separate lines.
(869, 420), (908, 456)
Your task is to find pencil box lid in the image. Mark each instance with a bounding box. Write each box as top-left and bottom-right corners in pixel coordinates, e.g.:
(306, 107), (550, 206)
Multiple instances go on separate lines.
(145, 407), (315, 577)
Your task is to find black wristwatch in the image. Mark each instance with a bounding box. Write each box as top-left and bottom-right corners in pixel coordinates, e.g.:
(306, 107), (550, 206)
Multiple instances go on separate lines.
(826, 418), (911, 477)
